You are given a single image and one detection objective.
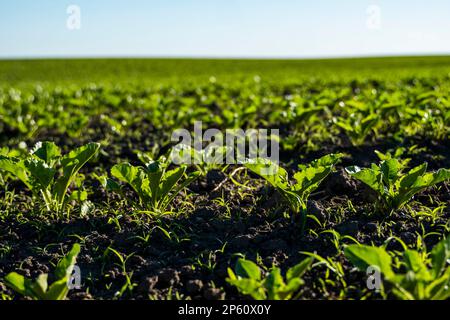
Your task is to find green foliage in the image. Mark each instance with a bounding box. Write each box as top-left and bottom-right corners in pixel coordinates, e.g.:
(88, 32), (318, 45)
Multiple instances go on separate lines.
(0, 142), (100, 213)
(245, 154), (341, 232)
(111, 155), (200, 213)
(226, 257), (314, 300)
(346, 159), (450, 212)
(334, 113), (380, 146)
(1, 57), (450, 301)
(170, 144), (229, 176)
(344, 235), (450, 300)
(4, 244), (80, 300)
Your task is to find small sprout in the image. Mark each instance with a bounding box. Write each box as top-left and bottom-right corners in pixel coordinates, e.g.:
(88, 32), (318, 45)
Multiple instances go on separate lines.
(345, 235), (450, 300)
(0, 142), (100, 213)
(346, 158), (450, 212)
(5, 244), (81, 300)
(226, 257), (314, 300)
(245, 154), (342, 233)
(111, 154), (200, 214)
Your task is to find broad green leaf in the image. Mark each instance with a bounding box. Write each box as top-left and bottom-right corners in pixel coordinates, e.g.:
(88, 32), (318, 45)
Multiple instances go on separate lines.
(111, 163), (148, 201)
(413, 168), (450, 188)
(403, 250), (431, 281)
(162, 171), (200, 210)
(278, 278), (303, 300)
(286, 257), (314, 281)
(29, 274), (48, 298)
(293, 166), (330, 194)
(426, 268), (450, 300)
(380, 159), (401, 186)
(24, 158), (56, 190)
(245, 158), (289, 189)
(309, 153), (342, 168)
(235, 259), (261, 281)
(0, 156), (31, 189)
(430, 235), (450, 278)
(54, 142), (100, 206)
(45, 278), (70, 300)
(226, 278), (265, 300)
(31, 141), (61, 165)
(159, 167), (186, 202)
(399, 163), (428, 189)
(111, 163), (139, 184)
(265, 268), (285, 300)
(145, 160), (165, 204)
(54, 243), (80, 280)
(4, 272), (30, 297)
(344, 245), (395, 280)
(345, 166), (381, 192)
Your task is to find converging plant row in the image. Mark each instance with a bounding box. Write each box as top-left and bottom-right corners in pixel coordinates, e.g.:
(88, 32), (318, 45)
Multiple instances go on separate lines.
(1, 141), (450, 224)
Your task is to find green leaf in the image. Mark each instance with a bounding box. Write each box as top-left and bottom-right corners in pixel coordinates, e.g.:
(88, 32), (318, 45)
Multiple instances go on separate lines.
(430, 235), (450, 278)
(380, 159), (401, 186)
(45, 278), (70, 300)
(399, 163), (428, 189)
(159, 167), (186, 202)
(145, 160), (166, 205)
(0, 156), (31, 189)
(54, 143), (100, 207)
(344, 245), (395, 280)
(286, 257), (314, 281)
(29, 274), (48, 298)
(413, 168), (450, 188)
(24, 158), (56, 190)
(54, 243), (80, 280)
(345, 166), (381, 192)
(4, 272), (32, 298)
(278, 278), (303, 299)
(394, 168), (450, 209)
(426, 268), (450, 300)
(226, 278), (265, 300)
(403, 250), (431, 281)
(265, 268), (285, 300)
(162, 170), (200, 211)
(31, 141), (61, 165)
(111, 163), (149, 202)
(245, 158), (289, 189)
(235, 259), (261, 281)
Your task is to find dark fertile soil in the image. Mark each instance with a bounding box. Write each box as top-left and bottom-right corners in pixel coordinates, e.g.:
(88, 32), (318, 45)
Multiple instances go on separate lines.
(1, 134), (449, 300)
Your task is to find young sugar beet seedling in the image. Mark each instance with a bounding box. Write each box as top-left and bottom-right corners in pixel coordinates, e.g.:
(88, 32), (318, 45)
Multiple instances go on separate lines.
(344, 235), (450, 300)
(4, 244), (80, 300)
(226, 257), (314, 300)
(0, 141), (100, 214)
(169, 144), (229, 176)
(333, 113), (380, 146)
(345, 158), (450, 213)
(111, 155), (200, 215)
(245, 154), (342, 234)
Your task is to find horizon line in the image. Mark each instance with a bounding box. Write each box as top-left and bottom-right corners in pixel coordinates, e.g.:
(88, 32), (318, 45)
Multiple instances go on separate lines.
(1, 53), (450, 62)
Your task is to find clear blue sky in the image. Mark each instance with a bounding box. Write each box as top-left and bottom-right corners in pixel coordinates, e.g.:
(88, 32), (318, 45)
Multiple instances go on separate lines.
(1, 0), (449, 58)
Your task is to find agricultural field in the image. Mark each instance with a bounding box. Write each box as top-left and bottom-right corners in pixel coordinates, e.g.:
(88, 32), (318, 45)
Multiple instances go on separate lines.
(0, 56), (450, 301)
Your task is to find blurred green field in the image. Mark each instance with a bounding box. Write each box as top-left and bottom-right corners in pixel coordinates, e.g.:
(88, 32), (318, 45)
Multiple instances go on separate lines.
(1, 55), (450, 301)
(1, 56), (450, 86)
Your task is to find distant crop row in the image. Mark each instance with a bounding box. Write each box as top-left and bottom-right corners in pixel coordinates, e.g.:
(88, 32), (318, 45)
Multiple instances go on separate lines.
(0, 79), (449, 150)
